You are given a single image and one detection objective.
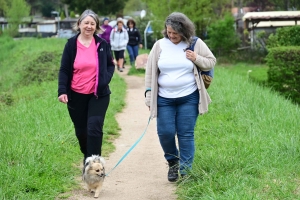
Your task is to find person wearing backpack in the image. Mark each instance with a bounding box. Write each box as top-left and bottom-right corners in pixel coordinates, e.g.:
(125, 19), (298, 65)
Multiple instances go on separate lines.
(110, 18), (129, 72)
(144, 12), (216, 182)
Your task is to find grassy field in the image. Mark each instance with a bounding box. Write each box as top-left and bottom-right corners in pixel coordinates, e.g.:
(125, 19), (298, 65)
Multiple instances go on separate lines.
(177, 66), (300, 199)
(1, 36), (300, 199)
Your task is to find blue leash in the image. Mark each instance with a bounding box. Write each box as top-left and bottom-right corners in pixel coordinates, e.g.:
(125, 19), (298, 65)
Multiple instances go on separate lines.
(105, 117), (151, 176)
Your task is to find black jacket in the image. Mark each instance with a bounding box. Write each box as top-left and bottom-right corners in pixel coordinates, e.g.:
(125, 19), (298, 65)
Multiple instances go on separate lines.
(126, 27), (142, 46)
(58, 33), (115, 98)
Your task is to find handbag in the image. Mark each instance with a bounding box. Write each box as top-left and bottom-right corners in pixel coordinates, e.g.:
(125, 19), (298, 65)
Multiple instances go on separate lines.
(188, 36), (214, 89)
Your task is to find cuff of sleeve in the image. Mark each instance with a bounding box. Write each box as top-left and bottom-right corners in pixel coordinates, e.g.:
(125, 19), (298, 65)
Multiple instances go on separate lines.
(144, 88), (151, 97)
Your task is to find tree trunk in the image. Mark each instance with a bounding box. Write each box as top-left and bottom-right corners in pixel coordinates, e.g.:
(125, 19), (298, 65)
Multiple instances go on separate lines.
(64, 4), (69, 18)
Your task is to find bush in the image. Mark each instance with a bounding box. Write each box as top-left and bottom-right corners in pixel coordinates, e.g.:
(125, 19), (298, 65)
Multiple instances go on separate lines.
(0, 92), (14, 106)
(267, 26), (300, 49)
(70, 11), (75, 18)
(266, 46), (300, 103)
(207, 13), (240, 56)
(17, 51), (61, 86)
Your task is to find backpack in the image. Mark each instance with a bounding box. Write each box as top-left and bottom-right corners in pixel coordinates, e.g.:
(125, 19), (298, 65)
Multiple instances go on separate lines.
(189, 36), (214, 89)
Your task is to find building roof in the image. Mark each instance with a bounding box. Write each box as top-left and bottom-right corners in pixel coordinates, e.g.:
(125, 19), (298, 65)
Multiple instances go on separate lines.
(243, 11), (300, 21)
(250, 21), (300, 28)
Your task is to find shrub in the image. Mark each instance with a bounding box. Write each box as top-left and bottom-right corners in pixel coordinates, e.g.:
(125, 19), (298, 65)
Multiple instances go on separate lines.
(265, 46), (300, 103)
(207, 13), (240, 56)
(0, 92), (14, 106)
(17, 51), (61, 86)
(70, 11), (75, 18)
(267, 26), (300, 49)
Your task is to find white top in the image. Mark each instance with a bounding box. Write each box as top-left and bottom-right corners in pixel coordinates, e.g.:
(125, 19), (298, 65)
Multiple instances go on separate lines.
(157, 38), (197, 98)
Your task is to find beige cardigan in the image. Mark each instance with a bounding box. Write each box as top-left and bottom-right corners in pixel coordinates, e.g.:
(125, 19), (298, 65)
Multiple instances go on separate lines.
(145, 38), (216, 119)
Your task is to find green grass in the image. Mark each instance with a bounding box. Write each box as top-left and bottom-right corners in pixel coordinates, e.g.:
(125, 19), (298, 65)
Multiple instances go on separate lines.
(0, 76), (126, 199)
(0, 36), (67, 91)
(0, 37), (126, 199)
(219, 63), (269, 84)
(176, 66), (300, 199)
(2, 36), (300, 199)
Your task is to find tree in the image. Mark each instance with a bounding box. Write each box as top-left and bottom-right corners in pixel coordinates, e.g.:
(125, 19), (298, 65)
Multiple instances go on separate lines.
(61, 0), (129, 16)
(6, 0), (30, 37)
(0, 0), (8, 16)
(207, 14), (240, 56)
(70, 11), (75, 18)
(123, 0), (146, 15)
(60, 10), (65, 20)
(270, 0), (300, 10)
(236, 0), (300, 11)
(25, 0), (62, 16)
(41, 1), (56, 17)
(142, 0), (231, 39)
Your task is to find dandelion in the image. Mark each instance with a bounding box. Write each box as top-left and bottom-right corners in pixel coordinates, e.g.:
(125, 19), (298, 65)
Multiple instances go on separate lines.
(247, 70), (252, 79)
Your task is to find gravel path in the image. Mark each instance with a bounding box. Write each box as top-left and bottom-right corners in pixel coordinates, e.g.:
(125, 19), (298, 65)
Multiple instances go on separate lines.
(62, 66), (177, 200)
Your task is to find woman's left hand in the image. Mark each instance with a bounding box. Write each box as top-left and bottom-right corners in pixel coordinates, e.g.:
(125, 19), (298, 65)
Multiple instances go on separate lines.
(139, 44), (143, 48)
(186, 50), (197, 62)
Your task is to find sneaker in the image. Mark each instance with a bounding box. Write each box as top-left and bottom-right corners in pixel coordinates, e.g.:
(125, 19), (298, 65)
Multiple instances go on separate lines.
(167, 160), (179, 182)
(123, 60), (126, 68)
(117, 66), (123, 72)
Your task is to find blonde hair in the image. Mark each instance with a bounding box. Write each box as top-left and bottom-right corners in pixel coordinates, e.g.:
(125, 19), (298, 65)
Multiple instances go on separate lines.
(73, 9), (104, 34)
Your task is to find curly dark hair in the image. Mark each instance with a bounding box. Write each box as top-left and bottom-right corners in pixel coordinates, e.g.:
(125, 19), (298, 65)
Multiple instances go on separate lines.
(162, 12), (195, 45)
(127, 19), (136, 27)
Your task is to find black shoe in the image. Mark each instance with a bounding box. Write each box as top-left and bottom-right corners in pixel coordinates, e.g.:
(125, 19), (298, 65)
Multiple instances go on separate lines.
(168, 160), (179, 182)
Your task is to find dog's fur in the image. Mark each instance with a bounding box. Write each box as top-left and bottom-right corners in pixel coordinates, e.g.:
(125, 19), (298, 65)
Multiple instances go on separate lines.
(82, 155), (105, 198)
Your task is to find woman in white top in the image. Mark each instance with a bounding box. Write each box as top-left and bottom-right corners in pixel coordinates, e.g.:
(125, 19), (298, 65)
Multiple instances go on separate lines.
(110, 18), (129, 72)
(144, 12), (216, 182)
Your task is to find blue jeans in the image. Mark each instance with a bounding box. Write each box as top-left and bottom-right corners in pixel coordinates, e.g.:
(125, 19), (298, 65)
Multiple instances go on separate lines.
(157, 90), (199, 174)
(126, 45), (139, 64)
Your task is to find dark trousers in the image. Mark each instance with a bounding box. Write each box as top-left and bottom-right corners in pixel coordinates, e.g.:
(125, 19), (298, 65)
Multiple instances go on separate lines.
(67, 90), (110, 158)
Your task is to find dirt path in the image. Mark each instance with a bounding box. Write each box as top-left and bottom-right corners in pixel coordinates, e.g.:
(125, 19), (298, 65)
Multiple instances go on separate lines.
(63, 66), (177, 200)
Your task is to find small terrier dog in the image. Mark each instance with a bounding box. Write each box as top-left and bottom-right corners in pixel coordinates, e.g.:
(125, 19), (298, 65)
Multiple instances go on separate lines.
(82, 155), (106, 198)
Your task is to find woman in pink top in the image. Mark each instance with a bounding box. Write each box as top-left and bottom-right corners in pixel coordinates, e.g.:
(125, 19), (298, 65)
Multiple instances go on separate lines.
(58, 9), (115, 169)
